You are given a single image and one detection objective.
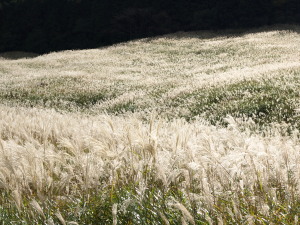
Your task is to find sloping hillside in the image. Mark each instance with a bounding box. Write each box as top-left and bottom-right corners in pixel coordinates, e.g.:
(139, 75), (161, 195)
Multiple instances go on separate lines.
(0, 26), (299, 224)
(1, 27), (300, 126)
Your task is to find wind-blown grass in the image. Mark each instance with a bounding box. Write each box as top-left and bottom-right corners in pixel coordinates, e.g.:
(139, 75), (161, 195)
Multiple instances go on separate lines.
(0, 26), (300, 224)
(0, 107), (299, 224)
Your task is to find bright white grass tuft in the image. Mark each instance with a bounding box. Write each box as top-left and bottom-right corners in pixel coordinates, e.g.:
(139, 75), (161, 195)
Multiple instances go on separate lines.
(0, 106), (299, 220)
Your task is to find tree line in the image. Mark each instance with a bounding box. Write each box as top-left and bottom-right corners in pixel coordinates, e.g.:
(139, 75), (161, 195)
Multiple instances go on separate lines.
(0, 0), (299, 53)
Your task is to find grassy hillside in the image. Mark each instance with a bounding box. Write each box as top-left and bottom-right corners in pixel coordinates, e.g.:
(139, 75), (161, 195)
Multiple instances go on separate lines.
(0, 26), (300, 224)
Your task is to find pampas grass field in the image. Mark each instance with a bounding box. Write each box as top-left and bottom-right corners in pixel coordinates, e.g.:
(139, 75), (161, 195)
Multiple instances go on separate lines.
(0, 26), (300, 224)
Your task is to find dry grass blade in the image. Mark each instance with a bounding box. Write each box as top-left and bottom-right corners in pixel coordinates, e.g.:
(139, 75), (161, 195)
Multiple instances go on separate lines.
(112, 203), (118, 225)
(46, 217), (55, 225)
(55, 210), (66, 225)
(159, 212), (170, 225)
(12, 189), (22, 212)
(172, 202), (195, 225)
(30, 199), (45, 219)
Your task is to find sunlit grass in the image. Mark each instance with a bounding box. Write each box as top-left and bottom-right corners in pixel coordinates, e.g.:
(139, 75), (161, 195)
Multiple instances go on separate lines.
(0, 26), (300, 224)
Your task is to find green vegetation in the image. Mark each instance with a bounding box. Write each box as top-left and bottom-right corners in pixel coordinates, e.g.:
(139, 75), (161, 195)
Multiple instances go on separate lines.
(168, 75), (300, 130)
(3, 73), (299, 131)
(0, 77), (113, 111)
(1, 168), (300, 224)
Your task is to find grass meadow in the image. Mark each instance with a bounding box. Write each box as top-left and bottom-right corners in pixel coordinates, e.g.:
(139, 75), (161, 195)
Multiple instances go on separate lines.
(0, 26), (300, 224)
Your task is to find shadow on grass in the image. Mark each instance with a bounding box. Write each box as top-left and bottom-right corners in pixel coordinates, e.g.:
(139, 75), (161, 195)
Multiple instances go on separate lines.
(141, 24), (300, 42)
(0, 51), (40, 60)
(1, 24), (299, 58)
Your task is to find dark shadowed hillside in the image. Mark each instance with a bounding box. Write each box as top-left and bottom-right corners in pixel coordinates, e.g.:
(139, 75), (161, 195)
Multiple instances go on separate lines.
(0, 0), (300, 53)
